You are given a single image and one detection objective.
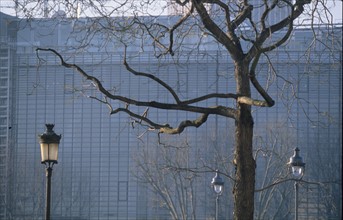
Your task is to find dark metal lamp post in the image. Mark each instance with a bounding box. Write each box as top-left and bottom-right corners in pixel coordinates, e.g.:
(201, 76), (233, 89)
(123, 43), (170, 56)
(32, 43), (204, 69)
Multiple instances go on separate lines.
(288, 147), (305, 220)
(38, 124), (61, 220)
(211, 170), (224, 220)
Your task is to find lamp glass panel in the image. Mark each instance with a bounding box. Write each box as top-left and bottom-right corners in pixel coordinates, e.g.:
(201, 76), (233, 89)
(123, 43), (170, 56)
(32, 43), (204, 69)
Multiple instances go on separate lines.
(292, 166), (303, 177)
(40, 143), (59, 162)
(40, 143), (48, 162)
(48, 143), (59, 161)
(213, 185), (223, 194)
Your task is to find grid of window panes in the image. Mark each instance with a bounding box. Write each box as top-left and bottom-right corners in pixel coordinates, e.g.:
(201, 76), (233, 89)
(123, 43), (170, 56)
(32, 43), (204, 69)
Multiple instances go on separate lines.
(3, 15), (342, 220)
(0, 44), (17, 220)
(0, 47), (9, 220)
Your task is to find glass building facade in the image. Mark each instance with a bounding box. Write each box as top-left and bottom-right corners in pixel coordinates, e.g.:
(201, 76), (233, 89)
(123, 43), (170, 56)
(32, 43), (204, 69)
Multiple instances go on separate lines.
(0, 11), (342, 219)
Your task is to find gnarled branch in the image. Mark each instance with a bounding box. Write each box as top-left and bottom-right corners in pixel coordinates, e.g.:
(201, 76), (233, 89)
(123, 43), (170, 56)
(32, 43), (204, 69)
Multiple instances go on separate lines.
(159, 113), (209, 134)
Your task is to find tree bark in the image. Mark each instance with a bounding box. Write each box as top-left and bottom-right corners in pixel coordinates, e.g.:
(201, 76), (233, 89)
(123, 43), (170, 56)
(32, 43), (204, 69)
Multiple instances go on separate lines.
(233, 61), (255, 220)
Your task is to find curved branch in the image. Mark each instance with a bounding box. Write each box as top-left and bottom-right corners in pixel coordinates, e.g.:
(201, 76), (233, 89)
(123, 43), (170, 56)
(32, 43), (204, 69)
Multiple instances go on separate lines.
(255, 178), (339, 192)
(260, 2), (295, 53)
(113, 107), (212, 135)
(159, 113), (209, 134)
(168, 3), (194, 56)
(123, 45), (182, 104)
(248, 53), (275, 107)
(126, 51), (240, 106)
(110, 107), (167, 129)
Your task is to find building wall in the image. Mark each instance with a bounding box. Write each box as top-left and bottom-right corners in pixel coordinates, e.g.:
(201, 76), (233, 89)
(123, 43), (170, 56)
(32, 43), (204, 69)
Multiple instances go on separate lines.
(1, 12), (342, 219)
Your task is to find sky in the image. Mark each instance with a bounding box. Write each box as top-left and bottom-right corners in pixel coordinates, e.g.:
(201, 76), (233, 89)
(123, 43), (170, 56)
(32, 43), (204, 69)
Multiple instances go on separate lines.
(330, 2), (343, 23)
(0, 0), (342, 23)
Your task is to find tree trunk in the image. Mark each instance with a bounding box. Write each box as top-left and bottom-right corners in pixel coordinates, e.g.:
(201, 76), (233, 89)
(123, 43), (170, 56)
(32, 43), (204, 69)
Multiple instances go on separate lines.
(233, 61), (255, 220)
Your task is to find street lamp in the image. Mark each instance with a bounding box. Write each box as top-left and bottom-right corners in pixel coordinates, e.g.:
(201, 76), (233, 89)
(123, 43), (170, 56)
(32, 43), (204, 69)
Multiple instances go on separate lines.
(211, 170), (224, 220)
(38, 124), (61, 220)
(287, 147), (305, 220)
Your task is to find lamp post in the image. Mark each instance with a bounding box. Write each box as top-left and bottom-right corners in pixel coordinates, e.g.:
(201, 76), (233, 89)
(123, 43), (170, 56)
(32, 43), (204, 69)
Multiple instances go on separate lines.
(287, 147), (305, 220)
(38, 124), (61, 220)
(211, 170), (224, 220)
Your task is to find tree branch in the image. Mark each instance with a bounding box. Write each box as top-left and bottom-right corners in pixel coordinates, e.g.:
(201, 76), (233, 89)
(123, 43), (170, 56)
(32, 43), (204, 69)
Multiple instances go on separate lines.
(192, 0), (244, 60)
(123, 45), (182, 104)
(159, 113), (209, 134)
(230, 4), (253, 30)
(36, 47), (239, 134)
(255, 178), (341, 192)
(246, 0), (311, 61)
(248, 53), (275, 107)
(237, 96), (274, 107)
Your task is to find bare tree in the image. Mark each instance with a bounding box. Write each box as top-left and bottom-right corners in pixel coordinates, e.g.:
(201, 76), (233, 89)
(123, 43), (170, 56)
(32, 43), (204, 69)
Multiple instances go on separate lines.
(12, 0), (336, 219)
(133, 140), (197, 220)
(3, 155), (93, 219)
(253, 124), (296, 219)
(132, 129), (235, 219)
